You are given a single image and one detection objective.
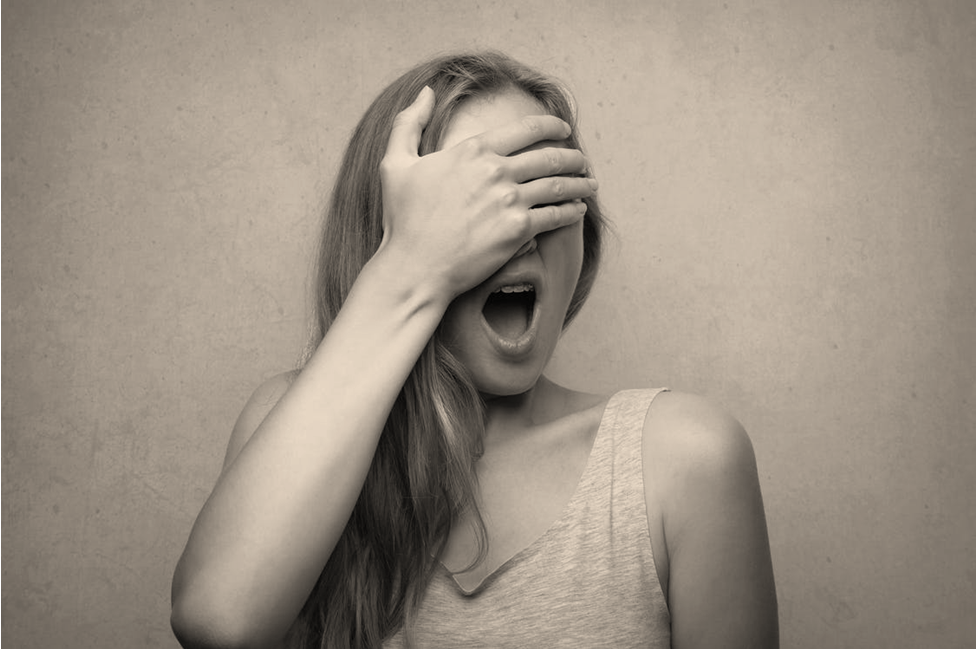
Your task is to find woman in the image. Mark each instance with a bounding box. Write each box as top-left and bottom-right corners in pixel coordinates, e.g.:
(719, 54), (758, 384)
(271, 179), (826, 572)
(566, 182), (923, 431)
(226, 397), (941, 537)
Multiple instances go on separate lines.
(171, 52), (778, 649)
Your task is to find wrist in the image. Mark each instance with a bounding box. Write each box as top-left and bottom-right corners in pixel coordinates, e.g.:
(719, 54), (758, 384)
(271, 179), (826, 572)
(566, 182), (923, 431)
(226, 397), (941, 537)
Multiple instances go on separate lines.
(360, 245), (454, 319)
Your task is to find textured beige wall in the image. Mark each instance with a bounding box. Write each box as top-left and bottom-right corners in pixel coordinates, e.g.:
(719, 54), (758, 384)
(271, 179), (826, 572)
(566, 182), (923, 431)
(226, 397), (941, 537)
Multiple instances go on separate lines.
(3, 0), (974, 646)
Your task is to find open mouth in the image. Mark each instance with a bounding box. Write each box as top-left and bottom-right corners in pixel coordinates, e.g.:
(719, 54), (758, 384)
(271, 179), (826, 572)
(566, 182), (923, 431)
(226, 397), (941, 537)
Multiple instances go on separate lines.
(482, 283), (536, 340)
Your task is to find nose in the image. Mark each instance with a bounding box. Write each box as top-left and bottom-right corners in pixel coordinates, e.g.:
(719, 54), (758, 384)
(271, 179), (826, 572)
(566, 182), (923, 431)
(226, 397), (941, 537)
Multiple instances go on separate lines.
(513, 237), (538, 259)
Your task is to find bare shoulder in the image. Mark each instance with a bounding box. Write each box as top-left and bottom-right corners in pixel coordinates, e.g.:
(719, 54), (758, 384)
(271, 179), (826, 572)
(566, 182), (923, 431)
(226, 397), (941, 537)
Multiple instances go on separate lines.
(642, 390), (756, 483)
(643, 393), (779, 648)
(642, 391), (778, 646)
(223, 371), (299, 470)
(641, 390), (764, 550)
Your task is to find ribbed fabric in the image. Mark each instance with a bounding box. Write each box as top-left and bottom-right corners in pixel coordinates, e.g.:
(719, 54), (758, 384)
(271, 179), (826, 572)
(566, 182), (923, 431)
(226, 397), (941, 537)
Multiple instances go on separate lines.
(385, 389), (671, 648)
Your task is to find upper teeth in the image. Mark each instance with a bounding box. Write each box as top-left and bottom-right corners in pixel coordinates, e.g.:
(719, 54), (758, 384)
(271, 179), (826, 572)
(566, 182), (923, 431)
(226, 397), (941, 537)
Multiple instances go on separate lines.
(492, 283), (534, 294)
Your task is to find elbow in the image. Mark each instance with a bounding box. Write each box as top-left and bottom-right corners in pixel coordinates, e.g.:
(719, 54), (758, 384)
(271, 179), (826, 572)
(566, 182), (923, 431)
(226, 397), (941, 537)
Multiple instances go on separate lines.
(170, 597), (235, 649)
(171, 550), (278, 649)
(171, 588), (272, 649)
(171, 551), (299, 649)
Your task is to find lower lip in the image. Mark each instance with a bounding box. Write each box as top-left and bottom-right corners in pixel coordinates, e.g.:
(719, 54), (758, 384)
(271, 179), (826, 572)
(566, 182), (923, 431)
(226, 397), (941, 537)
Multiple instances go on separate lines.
(480, 298), (541, 359)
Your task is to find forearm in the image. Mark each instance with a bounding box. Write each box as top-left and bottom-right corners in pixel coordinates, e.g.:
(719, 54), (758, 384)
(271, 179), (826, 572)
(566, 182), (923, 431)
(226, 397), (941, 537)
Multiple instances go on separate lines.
(172, 250), (448, 648)
(171, 90), (597, 647)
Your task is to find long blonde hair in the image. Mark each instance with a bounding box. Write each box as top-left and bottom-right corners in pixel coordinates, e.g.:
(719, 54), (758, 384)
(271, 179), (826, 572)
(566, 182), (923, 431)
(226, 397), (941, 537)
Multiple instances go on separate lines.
(290, 52), (607, 648)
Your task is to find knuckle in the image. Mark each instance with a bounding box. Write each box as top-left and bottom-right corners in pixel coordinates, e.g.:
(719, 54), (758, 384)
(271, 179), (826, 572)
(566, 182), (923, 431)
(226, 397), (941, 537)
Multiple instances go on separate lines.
(461, 136), (488, 156)
(520, 116), (541, 134)
(500, 188), (520, 208)
(486, 161), (506, 183)
(546, 150), (561, 174)
(511, 211), (534, 238)
(550, 178), (566, 198)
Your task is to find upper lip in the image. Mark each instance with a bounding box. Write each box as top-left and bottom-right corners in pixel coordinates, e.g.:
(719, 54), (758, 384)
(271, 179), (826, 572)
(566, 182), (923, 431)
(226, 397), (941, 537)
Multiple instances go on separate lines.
(480, 267), (545, 303)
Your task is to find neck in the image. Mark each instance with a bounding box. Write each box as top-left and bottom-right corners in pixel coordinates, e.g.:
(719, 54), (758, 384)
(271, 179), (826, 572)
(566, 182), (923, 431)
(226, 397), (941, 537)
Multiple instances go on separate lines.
(482, 376), (572, 438)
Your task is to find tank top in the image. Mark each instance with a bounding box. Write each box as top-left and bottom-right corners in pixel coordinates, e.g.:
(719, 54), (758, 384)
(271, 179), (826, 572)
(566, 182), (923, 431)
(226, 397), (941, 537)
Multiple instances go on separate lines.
(384, 388), (672, 648)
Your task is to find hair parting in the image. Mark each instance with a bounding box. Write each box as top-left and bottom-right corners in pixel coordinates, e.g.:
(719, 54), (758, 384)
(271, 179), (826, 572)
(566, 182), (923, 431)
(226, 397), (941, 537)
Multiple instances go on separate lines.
(290, 51), (607, 648)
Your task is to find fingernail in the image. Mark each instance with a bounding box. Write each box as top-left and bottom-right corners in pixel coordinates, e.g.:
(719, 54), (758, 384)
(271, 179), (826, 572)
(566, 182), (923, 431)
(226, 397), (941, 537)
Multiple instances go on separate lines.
(587, 178), (599, 191)
(578, 201), (588, 214)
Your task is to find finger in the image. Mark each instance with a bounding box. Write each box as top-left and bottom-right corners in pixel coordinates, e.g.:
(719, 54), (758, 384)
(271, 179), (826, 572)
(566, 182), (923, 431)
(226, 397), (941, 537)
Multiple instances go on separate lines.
(513, 237), (539, 258)
(385, 86), (435, 160)
(524, 200), (589, 236)
(507, 146), (587, 183)
(479, 115), (572, 156)
(518, 175), (599, 208)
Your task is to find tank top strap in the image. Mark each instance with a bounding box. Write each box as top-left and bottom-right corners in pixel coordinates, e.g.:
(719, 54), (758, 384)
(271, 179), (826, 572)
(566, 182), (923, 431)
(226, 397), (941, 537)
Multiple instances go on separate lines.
(582, 388), (669, 497)
(566, 387), (669, 550)
(385, 388), (673, 649)
(605, 388), (669, 450)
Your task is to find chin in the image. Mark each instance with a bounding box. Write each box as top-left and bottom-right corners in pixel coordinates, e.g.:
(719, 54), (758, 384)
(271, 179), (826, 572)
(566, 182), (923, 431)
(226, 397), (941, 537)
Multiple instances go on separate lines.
(457, 350), (550, 399)
(474, 374), (541, 399)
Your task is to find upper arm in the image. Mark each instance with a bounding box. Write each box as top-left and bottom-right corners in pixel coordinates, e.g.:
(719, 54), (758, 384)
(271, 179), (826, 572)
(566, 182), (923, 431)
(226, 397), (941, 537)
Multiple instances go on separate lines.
(223, 371), (297, 472)
(643, 391), (778, 649)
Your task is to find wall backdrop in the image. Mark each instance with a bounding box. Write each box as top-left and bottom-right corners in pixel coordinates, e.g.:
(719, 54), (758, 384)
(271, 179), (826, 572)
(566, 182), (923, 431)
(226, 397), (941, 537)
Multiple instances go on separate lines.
(3, 0), (974, 646)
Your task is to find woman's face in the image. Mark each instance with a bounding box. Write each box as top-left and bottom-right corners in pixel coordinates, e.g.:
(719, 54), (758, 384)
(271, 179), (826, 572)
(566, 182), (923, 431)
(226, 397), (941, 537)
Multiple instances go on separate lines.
(436, 88), (585, 398)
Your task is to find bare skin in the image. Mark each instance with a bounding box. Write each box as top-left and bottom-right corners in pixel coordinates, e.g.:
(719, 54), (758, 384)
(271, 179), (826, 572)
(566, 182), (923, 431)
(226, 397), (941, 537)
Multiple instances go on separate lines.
(436, 376), (779, 649)
(170, 88), (597, 649)
(171, 87), (778, 649)
(211, 376), (780, 649)
(439, 377), (609, 592)
(643, 390), (779, 648)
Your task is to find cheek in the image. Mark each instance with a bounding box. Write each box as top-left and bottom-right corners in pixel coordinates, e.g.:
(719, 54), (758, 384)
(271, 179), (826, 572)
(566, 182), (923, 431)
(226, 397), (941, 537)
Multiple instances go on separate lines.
(438, 292), (481, 346)
(540, 224), (585, 291)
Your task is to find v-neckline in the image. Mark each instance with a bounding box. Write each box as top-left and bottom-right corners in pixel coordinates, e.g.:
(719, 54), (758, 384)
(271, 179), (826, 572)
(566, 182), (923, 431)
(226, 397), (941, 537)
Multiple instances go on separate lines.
(439, 391), (623, 596)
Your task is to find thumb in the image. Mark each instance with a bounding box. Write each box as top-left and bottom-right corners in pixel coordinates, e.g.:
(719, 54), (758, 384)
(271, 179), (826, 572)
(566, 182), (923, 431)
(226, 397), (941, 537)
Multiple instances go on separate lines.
(385, 86), (435, 160)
